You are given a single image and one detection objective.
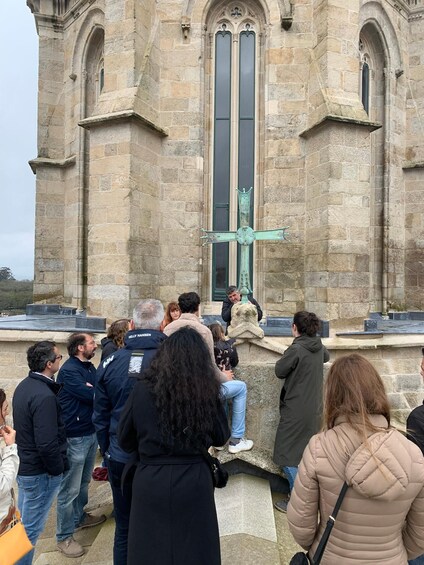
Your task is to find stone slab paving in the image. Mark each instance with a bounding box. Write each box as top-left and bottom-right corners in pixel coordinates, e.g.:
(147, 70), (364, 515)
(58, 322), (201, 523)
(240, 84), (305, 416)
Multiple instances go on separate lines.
(216, 473), (302, 564)
(81, 519), (115, 565)
(30, 467), (300, 565)
(272, 492), (304, 565)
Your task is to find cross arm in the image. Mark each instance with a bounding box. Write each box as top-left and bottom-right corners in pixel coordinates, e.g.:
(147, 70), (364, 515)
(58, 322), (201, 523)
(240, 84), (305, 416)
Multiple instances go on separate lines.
(200, 229), (238, 245)
(254, 228), (289, 241)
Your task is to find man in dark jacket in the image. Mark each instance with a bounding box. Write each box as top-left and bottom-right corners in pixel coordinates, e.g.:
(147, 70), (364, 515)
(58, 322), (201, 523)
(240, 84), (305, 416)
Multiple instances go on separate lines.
(407, 347), (424, 456)
(406, 348), (424, 565)
(56, 333), (105, 558)
(93, 299), (166, 565)
(221, 285), (263, 330)
(13, 341), (68, 565)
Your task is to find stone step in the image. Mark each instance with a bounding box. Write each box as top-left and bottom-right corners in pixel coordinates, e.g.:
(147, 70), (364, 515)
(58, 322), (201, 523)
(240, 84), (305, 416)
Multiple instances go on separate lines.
(216, 474), (280, 564)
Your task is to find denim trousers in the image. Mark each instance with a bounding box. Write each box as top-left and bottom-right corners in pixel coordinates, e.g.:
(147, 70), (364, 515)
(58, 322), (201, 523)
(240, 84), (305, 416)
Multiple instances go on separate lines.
(220, 379), (247, 438)
(56, 433), (97, 541)
(16, 472), (63, 565)
(409, 555), (424, 564)
(283, 465), (298, 491)
(106, 457), (132, 565)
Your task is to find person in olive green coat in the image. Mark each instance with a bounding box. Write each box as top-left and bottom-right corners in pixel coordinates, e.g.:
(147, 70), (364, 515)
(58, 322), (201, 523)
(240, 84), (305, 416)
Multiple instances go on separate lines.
(273, 311), (329, 512)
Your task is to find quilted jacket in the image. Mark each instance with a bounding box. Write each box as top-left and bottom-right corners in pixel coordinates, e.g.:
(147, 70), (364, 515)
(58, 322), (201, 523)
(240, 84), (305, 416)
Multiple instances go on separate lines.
(287, 415), (424, 564)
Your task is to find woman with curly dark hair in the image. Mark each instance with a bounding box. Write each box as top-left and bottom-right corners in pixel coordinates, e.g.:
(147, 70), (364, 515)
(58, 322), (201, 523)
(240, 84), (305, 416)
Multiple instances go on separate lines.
(118, 327), (230, 565)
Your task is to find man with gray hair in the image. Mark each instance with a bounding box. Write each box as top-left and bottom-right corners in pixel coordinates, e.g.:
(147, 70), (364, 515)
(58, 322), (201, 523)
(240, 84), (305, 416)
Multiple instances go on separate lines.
(93, 299), (165, 565)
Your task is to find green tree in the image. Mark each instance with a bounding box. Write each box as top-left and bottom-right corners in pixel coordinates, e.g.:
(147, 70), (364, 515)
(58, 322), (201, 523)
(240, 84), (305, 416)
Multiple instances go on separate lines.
(0, 267), (15, 281)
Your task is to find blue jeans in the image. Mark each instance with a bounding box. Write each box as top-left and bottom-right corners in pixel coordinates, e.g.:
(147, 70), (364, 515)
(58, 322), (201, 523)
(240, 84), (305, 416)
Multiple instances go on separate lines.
(106, 458), (132, 565)
(57, 433), (97, 541)
(409, 555), (424, 564)
(221, 379), (247, 438)
(283, 465), (298, 491)
(16, 472), (62, 565)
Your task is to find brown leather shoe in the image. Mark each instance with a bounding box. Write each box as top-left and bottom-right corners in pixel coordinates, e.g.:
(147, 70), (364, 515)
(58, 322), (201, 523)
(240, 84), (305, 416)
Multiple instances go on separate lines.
(57, 537), (84, 557)
(75, 512), (106, 531)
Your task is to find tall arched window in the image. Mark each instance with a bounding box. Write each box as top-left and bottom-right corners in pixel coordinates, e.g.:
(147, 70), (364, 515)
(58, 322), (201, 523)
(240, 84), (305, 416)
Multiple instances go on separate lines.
(361, 60), (370, 114)
(359, 28), (386, 311)
(96, 58), (105, 97)
(208, 2), (263, 300)
(359, 40), (371, 115)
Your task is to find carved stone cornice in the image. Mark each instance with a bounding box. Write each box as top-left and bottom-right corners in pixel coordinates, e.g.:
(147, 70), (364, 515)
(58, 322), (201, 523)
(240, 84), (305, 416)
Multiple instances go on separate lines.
(28, 155), (77, 174)
(78, 110), (168, 137)
(300, 115), (381, 138)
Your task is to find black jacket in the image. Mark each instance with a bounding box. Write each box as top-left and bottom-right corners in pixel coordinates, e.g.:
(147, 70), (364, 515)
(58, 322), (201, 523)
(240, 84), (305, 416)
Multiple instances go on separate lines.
(213, 338), (239, 371)
(221, 294), (263, 328)
(100, 337), (118, 361)
(12, 372), (69, 476)
(118, 378), (230, 565)
(93, 328), (166, 463)
(407, 402), (424, 455)
(57, 356), (96, 438)
(273, 335), (329, 467)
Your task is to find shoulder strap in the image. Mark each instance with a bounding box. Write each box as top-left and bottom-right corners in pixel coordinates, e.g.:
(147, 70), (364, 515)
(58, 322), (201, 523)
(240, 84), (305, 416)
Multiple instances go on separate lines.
(311, 482), (348, 565)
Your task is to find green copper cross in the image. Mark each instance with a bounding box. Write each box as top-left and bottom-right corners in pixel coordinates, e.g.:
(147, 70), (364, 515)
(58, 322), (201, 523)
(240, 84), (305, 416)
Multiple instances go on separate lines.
(201, 188), (289, 303)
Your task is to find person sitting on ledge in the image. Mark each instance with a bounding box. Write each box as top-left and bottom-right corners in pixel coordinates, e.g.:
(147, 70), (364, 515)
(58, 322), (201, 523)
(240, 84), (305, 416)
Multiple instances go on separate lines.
(164, 292), (253, 454)
(221, 285), (263, 331)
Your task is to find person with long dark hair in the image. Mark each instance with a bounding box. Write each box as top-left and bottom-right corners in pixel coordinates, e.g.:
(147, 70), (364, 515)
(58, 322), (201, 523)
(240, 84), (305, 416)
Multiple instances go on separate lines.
(273, 311), (329, 512)
(209, 322), (239, 371)
(118, 327), (230, 565)
(287, 354), (424, 564)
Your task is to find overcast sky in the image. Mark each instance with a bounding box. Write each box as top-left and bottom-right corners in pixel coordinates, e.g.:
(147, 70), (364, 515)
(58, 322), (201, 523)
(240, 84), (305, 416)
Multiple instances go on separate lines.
(0, 1), (38, 281)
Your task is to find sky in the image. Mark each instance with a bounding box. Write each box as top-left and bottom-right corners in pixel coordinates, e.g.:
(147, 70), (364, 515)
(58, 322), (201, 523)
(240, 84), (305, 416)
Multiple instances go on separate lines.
(0, 1), (38, 281)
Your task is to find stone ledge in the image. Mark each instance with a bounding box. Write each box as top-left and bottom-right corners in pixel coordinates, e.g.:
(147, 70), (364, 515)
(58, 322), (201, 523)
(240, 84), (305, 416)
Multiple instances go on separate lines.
(300, 114), (381, 138)
(78, 111), (168, 137)
(219, 447), (289, 494)
(29, 155), (76, 174)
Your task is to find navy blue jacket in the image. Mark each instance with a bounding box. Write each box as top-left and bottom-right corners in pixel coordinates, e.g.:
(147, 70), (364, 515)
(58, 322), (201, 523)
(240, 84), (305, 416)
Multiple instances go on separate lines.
(57, 356), (96, 437)
(12, 372), (69, 476)
(407, 402), (424, 456)
(93, 329), (166, 463)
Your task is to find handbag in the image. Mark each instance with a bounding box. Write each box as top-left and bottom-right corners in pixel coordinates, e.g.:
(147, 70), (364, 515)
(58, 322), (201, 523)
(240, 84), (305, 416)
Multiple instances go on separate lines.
(183, 427), (229, 489)
(0, 490), (33, 565)
(289, 553), (311, 565)
(206, 451), (229, 488)
(289, 482), (348, 565)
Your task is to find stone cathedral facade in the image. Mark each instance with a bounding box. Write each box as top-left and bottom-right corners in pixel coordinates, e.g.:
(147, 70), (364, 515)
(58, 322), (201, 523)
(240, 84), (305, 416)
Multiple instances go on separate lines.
(27, 0), (424, 326)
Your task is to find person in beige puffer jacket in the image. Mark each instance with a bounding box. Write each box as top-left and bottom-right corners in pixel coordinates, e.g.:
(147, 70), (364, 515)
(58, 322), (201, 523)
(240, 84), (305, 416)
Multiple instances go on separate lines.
(287, 354), (424, 564)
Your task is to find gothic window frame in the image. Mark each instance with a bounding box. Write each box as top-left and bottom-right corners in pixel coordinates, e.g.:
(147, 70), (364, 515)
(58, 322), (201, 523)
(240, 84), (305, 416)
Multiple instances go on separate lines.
(96, 57), (105, 98)
(207, 2), (265, 301)
(359, 38), (372, 116)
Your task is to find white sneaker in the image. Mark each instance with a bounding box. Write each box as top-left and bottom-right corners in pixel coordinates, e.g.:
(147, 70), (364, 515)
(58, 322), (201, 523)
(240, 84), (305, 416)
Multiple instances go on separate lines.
(228, 438), (254, 454)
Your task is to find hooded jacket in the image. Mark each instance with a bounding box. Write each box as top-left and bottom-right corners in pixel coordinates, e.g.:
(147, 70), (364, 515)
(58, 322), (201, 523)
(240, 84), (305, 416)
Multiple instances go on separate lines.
(287, 415), (424, 564)
(93, 329), (166, 463)
(273, 334), (329, 467)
